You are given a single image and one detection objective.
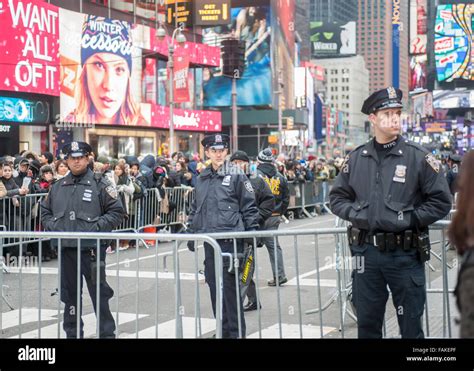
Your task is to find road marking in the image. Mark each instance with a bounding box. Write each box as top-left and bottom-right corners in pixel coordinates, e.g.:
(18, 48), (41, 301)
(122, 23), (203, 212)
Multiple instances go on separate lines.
(1, 309), (59, 331)
(4, 308), (337, 339)
(248, 324), (336, 338)
(120, 317), (216, 339)
(105, 248), (189, 268)
(4, 267), (205, 281)
(285, 218), (336, 230)
(8, 311), (147, 338)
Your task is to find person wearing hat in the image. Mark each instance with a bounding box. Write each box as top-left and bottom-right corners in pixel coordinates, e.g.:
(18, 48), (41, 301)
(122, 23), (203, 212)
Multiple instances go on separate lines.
(329, 87), (452, 338)
(41, 141), (125, 338)
(447, 153), (462, 196)
(230, 150), (275, 311)
(13, 157), (31, 188)
(256, 148), (290, 287)
(187, 134), (259, 338)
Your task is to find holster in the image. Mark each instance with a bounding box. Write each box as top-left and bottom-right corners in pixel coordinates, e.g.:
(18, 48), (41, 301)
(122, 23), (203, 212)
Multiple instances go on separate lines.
(347, 226), (364, 246)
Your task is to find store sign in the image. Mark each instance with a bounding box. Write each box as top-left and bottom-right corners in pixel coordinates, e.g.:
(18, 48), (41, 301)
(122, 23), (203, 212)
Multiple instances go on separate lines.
(0, 124), (12, 133)
(0, 97), (50, 123)
(0, 0), (60, 96)
(194, 0), (231, 26)
(151, 105), (221, 132)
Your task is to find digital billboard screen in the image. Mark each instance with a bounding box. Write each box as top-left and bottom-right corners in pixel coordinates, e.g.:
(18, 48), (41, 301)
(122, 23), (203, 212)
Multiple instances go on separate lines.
(202, 6), (272, 107)
(435, 4), (474, 82)
(433, 90), (474, 109)
(310, 21), (356, 58)
(0, 0), (60, 96)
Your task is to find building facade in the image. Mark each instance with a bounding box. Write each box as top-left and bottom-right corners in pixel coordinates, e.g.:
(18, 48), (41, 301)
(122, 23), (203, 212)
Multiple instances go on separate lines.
(310, 0), (358, 23)
(357, 0), (409, 99)
(316, 55), (370, 144)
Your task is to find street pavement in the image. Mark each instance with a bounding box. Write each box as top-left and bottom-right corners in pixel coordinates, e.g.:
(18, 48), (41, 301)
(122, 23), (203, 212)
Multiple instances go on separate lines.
(0, 214), (459, 339)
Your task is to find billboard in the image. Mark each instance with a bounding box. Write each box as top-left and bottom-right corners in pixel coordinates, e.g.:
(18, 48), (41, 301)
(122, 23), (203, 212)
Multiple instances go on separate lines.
(392, 0), (401, 88)
(0, 0), (60, 96)
(412, 92), (433, 118)
(310, 21), (356, 57)
(409, 0), (427, 54)
(435, 4), (474, 82)
(274, 0), (295, 57)
(194, 0), (231, 27)
(202, 6), (272, 107)
(410, 55), (427, 91)
(433, 90), (474, 109)
(58, 8), (221, 131)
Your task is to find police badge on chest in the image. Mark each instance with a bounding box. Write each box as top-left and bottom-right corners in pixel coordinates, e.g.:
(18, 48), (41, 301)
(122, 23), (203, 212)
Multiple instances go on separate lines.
(222, 175), (231, 186)
(393, 165), (407, 183)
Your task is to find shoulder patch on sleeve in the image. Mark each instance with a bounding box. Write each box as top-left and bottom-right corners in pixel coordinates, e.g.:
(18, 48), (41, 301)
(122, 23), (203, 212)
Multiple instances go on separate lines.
(244, 180), (254, 194)
(105, 185), (118, 199)
(425, 154), (440, 173)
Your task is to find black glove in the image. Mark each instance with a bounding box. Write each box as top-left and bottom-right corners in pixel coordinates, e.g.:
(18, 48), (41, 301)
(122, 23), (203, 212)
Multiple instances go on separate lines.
(185, 225), (195, 252)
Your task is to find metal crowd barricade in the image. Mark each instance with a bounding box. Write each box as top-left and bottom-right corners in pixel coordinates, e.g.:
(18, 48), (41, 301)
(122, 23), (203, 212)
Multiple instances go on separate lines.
(0, 193), (47, 252)
(0, 219), (458, 339)
(286, 180), (334, 220)
(0, 231), (224, 339)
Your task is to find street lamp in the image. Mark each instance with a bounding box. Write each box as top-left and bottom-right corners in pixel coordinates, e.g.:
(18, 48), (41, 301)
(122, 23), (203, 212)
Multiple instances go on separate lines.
(156, 23), (186, 158)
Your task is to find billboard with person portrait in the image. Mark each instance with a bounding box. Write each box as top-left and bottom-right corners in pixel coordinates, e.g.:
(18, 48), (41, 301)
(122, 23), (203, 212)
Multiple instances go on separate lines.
(59, 10), (148, 126)
(202, 6), (272, 107)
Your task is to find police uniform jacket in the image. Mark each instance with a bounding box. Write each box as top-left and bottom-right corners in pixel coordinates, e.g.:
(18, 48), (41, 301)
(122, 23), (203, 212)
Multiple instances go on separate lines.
(329, 137), (452, 233)
(188, 161), (259, 233)
(41, 168), (125, 248)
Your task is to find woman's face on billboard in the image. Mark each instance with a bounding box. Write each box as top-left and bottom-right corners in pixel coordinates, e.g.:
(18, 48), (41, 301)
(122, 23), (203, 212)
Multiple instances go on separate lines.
(86, 53), (130, 124)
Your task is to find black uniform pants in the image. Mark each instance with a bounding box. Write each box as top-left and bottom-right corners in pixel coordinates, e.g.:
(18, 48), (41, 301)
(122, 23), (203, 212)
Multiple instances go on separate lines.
(351, 243), (426, 338)
(60, 246), (116, 338)
(204, 241), (246, 339)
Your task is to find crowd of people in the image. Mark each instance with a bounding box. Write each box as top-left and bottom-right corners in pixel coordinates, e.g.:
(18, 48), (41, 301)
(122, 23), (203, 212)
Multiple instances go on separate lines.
(0, 147), (466, 259)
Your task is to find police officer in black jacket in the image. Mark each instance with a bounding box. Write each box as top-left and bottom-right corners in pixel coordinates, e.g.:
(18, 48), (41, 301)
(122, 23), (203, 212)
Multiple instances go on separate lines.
(329, 87), (452, 338)
(187, 134), (259, 338)
(41, 142), (124, 338)
(230, 150), (275, 311)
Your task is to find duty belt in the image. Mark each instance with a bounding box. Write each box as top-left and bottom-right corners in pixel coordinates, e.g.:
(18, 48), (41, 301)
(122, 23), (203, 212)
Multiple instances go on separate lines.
(348, 226), (417, 252)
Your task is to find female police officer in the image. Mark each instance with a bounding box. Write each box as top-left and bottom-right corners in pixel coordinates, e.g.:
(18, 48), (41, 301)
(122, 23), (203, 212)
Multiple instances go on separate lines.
(187, 134), (259, 338)
(329, 87), (452, 338)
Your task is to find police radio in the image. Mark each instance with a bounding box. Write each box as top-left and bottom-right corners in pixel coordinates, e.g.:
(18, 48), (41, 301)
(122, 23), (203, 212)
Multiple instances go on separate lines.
(417, 232), (431, 263)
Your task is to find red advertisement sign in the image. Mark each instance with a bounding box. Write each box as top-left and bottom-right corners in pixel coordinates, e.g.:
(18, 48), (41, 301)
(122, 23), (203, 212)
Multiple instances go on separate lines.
(150, 28), (220, 67)
(173, 50), (190, 103)
(150, 104), (221, 132)
(0, 0), (60, 96)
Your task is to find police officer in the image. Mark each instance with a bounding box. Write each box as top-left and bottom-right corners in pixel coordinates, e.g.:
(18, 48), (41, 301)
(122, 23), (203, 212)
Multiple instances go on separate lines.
(230, 150), (275, 311)
(329, 87), (452, 338)
(187, 135), (259, 338)
(257, 148), (290, 286)
(41, 142), (124, 338)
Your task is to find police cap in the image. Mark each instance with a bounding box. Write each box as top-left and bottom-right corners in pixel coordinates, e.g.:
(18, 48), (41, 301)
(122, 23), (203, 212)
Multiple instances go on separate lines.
(201, 134), (230, 150)
(449, 154), (462, 163)
(62, 141), (92, 158)
(362, 86), (403, 115)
